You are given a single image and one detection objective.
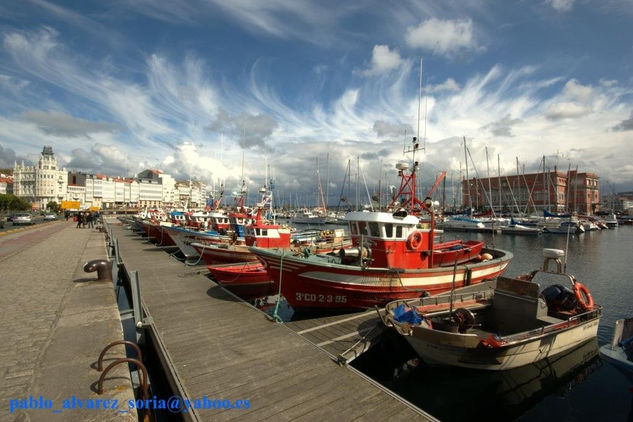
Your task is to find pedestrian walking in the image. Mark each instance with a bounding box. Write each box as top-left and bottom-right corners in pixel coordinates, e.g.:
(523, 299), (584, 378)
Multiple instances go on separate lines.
(76, 213), (83, 228)
(87, 212), (94, 229)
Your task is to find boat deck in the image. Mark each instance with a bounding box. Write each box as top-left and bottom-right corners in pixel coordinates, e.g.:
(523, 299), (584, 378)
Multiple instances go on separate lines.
(108, 220), (435, 421)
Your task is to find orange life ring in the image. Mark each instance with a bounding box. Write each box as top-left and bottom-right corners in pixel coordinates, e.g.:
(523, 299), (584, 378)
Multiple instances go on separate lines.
(573, 282), (594, 311)
(407, 231), (423, 250)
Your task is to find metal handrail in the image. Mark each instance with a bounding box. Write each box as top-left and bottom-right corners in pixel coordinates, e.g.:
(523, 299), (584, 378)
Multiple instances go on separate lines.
(97, 357), (149, 400)
(97, 340), (143, 371)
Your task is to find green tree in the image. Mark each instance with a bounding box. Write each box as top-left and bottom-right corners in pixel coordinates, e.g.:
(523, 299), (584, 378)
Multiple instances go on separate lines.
(46, 201), (60, 213)
(0, 194), (31, 212)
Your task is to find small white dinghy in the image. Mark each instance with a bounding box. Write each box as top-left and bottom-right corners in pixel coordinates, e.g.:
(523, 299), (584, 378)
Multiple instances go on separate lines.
(382, 248), (601, 370)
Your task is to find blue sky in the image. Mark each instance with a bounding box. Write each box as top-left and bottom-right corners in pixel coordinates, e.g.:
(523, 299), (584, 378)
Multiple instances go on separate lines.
(1, 0), (632, 206)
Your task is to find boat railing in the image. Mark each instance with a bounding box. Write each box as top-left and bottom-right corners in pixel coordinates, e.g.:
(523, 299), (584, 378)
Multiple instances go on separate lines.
(380, 289), (494, 327)
(501, 306), (601, 345)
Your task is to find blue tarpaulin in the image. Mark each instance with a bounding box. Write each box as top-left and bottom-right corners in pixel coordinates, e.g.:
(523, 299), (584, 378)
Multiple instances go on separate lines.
(393, 304), (422, 325)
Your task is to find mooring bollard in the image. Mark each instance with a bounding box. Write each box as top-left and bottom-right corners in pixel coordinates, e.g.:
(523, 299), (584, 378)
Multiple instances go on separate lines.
(83, 259), (113, 281)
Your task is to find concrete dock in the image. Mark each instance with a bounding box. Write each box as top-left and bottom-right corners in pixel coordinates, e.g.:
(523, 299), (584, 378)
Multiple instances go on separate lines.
(109, 220), (435, 421)
(0, 221), (137, 422)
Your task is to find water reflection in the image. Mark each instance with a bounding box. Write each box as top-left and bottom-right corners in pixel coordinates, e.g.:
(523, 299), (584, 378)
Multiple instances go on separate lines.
(361, 338), (601, 422)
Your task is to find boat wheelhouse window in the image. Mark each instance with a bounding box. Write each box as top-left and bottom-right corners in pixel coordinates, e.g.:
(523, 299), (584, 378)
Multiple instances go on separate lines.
(395, 225), (403, 238)
(369, 222), (380, 237)
(384, 223), (393, 238)
(261, 229), (267, 236)
(350, 222), (358, 235)
(357, 221), (367, 236)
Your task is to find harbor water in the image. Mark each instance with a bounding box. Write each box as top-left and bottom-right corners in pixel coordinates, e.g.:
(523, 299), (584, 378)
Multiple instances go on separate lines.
(350, 225), (633, 421)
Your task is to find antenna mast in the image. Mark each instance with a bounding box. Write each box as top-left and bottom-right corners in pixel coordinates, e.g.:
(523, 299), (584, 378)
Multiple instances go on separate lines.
(417, 58), (426, 152)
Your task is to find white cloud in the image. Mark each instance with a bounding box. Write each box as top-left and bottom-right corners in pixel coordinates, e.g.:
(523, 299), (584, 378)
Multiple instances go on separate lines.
(21, 110), (122, 136)
(362, 45), (403, 76)
(612, 111), (633, 131)
(405, 18), (478, 56)
(546, 0), (576, 12)
(544, 102), (590, 120)
(426, 78), (460, 93)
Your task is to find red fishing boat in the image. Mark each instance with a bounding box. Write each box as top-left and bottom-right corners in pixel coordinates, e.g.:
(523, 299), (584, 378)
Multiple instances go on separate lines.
(208, 261), (277, 299)
(250, 138), (513, 310)
(205, 185), (293, 298)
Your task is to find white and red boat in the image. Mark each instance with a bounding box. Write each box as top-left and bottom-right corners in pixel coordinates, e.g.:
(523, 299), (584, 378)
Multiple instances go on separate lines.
(206, 185), (293, 298)
(163, 225), (235, 259)
(250, 138), (513, 310)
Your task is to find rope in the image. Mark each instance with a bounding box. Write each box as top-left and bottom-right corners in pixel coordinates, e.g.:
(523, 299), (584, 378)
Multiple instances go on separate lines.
(393, 269), (425, 294)
(186, 242), (208, 266)
(270, 251), (284, 323)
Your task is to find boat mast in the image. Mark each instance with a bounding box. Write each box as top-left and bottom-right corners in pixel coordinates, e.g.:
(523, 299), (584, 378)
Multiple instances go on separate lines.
(325, 152), (330, 212)
(497, 154), (502, 215)
(463, 137), (471, 214)
(356, 156), (360, 210)
(486, 146), (492, 214)
(316, 157), (327, 214)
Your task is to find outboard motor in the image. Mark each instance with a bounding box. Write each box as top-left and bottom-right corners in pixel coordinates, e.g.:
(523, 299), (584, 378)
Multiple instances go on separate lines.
(541, 284), (578, 313)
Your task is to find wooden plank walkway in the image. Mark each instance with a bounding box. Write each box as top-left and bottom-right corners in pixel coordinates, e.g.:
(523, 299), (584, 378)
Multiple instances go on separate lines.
(109, 221), (436, 421)
(284, 310), (384, 364)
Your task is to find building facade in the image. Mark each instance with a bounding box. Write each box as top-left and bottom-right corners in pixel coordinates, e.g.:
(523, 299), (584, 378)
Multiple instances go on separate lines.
(0, 174), (13, 195)
(13, 146), (68, 209)
(462, 170), (600, 215)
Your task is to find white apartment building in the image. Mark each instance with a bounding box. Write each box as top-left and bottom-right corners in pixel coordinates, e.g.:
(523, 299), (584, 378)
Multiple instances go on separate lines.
(12, 148), (207, 210)
(13, 146), (68, 209)
(0, 174), (12, 195)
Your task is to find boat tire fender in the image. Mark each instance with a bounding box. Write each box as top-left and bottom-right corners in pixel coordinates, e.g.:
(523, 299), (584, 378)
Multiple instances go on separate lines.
(573, 281), (594, 311)
(407, 231), (423, 250)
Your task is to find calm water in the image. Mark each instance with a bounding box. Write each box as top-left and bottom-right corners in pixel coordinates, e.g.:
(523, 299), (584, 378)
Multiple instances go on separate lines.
(350, 225), (633, 421)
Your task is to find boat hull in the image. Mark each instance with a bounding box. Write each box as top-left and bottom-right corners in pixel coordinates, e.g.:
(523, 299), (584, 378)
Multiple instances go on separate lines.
(208, 262), (277, 300)
(405, 318), (599, 370)
(193, 243), (258, 266)
(251, 247), (512, 310)
(164, 226), (228, 259)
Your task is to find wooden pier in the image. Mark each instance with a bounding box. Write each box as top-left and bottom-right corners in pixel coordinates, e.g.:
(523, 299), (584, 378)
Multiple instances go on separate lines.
(284, 310), (383, 364)
(107, 220), (436, 421)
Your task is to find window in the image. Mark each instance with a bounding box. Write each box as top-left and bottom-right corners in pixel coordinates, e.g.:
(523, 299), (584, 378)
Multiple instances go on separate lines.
(358, 221), (367, 236)
(395, 225), (403, 238)
(350, 223), (358, 235)
(369, 222), (380, 237)
(261, 229), (267, 236)
(385, 223), (393, 238)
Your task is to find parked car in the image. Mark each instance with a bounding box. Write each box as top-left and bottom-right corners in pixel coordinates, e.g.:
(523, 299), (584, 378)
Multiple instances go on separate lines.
(12, 213), (32, 225)
(43, 213), (57, 220)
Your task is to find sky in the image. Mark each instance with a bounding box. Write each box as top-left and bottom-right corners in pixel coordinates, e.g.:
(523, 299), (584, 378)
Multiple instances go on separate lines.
(1, 0), (632, 207)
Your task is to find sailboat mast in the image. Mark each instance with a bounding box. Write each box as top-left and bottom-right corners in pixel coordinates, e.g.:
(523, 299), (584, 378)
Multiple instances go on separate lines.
(463, 137), (470, 212)
(486, 146), (492, 214)
(497, 154), (502, 214)
(417, 58), (422, 150)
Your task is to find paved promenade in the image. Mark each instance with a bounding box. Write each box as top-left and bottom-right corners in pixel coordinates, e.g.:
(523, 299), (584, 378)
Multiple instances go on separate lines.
(0, 221), (136, 422)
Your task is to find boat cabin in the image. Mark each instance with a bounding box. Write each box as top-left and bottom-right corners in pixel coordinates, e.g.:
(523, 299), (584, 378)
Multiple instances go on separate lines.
(346, 211), (434, 268)
(345, 211), (483, 269)
(244, 224), (291, 248)
(188, 211), (213, 229)
(169, 211), (187, 226)
(209, 212), (230, 232)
